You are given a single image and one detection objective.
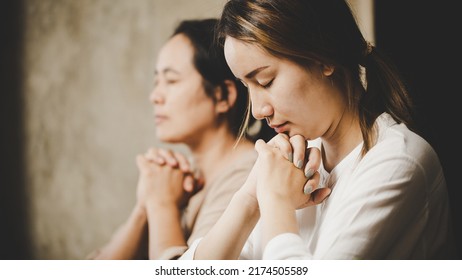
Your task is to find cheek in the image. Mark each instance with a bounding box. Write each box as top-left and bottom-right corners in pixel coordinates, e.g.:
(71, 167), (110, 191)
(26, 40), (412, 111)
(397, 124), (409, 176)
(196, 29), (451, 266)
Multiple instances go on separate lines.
(169, 83), (205, 108)
(272, 82), (305, 116)
(177, 94), (216, 126)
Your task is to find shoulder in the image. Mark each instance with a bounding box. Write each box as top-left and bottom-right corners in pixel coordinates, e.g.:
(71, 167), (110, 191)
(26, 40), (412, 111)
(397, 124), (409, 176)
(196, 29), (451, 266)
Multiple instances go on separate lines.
(203, 146), (256, 199)
(356, 113), (446, 193)
(216, 147), (256, 184)
(372, 113), (443, 174)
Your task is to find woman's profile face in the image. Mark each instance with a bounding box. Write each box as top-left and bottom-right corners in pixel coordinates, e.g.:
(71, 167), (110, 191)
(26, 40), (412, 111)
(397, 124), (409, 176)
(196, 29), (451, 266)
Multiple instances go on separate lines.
(150, 34), (217, 144)
(224, 36), (345, 140)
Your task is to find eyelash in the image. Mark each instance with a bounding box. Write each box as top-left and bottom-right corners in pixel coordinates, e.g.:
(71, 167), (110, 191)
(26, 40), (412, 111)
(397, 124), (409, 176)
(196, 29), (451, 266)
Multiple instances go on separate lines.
(152, 78), (178, 89)
(262, 79), (274, 89)
(166, 79), (178, 84)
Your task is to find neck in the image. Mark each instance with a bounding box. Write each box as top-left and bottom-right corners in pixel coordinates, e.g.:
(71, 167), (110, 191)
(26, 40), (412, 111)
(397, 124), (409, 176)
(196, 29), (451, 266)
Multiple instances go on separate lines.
(188, 125), (253, 184)
(321, 109), (363, 172)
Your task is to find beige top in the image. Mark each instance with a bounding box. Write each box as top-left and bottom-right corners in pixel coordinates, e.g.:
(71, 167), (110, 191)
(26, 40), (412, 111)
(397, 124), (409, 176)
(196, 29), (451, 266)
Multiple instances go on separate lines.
(158, 149), (257, 259)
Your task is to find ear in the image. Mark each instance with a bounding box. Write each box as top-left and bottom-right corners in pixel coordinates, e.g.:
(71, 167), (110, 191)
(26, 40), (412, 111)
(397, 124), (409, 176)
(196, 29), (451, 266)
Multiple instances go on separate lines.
(215, 80), (238, 114)
(322, 64), (335, 77)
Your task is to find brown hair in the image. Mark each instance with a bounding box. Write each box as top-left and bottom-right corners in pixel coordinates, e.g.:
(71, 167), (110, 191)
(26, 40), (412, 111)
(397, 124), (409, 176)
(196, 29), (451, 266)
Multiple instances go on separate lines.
(217, 0), (414, 155)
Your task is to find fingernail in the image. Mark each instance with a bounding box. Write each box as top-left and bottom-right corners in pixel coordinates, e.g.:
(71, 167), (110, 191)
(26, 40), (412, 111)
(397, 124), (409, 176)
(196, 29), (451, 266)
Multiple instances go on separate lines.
(305, 168), (314, 179)
(288, 153), (293, 163)
(188, 181), (194, 192)
(304, 184), (313, 195)
(296, 159), (303, 169)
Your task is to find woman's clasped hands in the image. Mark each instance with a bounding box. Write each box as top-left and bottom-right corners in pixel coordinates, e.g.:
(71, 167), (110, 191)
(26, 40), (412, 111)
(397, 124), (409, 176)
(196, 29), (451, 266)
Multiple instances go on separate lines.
(253, 134), (331, 210)
(135, 148), (204, 211)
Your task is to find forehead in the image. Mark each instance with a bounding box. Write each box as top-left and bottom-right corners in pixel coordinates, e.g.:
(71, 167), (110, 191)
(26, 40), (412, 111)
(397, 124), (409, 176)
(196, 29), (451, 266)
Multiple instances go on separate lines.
(224, 36), (276, 77)
(156, 34), (195, 71)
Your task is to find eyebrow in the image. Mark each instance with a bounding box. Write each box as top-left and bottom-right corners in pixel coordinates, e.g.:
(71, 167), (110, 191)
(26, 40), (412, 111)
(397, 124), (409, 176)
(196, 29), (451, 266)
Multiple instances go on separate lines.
(244, 66), (270, 79)
(154, 67), (181, 76)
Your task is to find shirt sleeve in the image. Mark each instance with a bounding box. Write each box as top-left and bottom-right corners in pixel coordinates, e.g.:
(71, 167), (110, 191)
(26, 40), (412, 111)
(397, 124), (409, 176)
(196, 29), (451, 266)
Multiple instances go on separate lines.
(157, 246), (189, 260)
(263, 233), (312, 259)
(178, 238), (202, 260)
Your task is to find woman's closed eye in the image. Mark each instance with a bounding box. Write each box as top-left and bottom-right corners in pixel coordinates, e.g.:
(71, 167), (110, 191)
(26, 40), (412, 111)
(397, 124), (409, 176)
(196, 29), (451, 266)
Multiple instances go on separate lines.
(261, 78), (274, 89)
(152, 76), (179, 87)
(164, 78), (180, 85)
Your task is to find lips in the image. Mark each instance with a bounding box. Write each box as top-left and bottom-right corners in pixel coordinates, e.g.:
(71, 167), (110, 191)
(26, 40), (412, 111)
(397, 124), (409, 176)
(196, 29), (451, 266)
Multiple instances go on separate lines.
(269, 121), (289, 134)
(154, 115), (168, 124)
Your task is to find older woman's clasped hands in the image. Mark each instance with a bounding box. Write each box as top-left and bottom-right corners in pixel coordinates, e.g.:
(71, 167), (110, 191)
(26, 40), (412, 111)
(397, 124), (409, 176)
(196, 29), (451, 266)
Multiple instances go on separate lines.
(136, 147), (203, 211)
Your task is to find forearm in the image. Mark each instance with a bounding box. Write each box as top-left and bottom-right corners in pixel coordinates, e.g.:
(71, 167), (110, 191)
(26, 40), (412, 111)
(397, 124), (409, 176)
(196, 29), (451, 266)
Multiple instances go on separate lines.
(259, 195), (298, 249)
(194, 191), (260, 259)
(90, 205), (147, 259)
(146, 201), (186, 259)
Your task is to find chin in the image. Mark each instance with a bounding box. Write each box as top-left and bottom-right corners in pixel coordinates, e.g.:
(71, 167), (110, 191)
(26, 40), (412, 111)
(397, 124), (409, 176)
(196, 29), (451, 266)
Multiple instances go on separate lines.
(287, 131), (309, 140)
(156, 133), (184, 144)
(156, 132), (172, 142)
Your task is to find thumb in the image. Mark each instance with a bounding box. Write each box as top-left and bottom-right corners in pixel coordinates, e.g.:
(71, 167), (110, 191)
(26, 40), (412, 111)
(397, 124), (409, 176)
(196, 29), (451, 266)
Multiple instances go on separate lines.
(254, 139), (268, 154)
(136, 155), (150, 172)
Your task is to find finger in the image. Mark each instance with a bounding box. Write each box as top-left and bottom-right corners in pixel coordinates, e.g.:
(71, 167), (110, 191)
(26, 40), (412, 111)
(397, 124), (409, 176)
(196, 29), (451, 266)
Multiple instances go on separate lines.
(158, 148), (179, 167)
(136, 154), (150, 172)
(145, 147), (158, 159)
(193, 168), (204, 186)
(183, 174), (194, 193)
(254, 139), (270, 155)
(303, 171), (320, 194)
(144, 148), (166, 165)
(147, 154), (166, 165)
(174, 151), (192, 173)
(304, 146), (321, 179)
(310, 187), (331, 204)
(289, 135), (307, 169)
(266, 133), (292, 161)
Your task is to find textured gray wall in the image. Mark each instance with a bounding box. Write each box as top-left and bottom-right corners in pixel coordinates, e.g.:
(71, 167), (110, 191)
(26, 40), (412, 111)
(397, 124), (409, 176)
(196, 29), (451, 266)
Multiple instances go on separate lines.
(21, 0), (370, 259)
(22, 0), (227, 259)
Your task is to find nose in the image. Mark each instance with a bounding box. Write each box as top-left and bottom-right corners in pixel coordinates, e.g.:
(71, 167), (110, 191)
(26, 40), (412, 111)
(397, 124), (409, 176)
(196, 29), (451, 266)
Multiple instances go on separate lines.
(249, 88), (273, 120)
(149, 84), (164, 105)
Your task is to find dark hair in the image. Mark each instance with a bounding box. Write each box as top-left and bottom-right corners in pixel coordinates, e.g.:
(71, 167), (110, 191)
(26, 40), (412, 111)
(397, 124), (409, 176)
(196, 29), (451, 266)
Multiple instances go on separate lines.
(173, 18), (275, 142)
(217, 0), (414, 155)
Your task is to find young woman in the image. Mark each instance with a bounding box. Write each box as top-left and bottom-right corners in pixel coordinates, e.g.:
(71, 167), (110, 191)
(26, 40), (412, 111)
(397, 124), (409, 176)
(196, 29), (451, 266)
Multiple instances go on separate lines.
(180, 0), (455, 259)
(87, 18), (281, 260)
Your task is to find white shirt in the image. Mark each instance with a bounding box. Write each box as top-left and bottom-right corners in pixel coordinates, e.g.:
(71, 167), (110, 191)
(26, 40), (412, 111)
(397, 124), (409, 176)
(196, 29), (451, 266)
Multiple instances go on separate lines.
(182, 113), (455, 259)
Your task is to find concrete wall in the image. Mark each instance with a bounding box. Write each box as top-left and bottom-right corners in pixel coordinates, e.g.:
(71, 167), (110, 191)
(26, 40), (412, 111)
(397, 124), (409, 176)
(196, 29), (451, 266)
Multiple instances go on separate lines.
(22, 0), (227, 259)
(21, 0), (372, 259)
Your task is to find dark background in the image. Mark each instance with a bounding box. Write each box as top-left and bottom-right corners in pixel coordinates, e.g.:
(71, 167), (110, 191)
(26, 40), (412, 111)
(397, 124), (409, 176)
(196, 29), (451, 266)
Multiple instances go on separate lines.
(1, 0), (460, 259)
(1, 0), (31, 259)
(376, 0), (461, 258)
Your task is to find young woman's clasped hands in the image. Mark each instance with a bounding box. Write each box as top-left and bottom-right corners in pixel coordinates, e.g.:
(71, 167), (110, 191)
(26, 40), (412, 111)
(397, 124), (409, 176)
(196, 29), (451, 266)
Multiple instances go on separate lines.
(255, 134), (328, 207)
(252, 134), (329, 248)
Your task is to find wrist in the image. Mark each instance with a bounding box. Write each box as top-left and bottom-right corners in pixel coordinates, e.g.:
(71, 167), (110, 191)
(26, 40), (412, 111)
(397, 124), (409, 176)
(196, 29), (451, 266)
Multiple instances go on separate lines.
(233, 190), (260, 218)
(259, 195), (298, 247)
(259, 193), (295, 214)
(145, 199), (180, 216)
(132, 203), (147, 220)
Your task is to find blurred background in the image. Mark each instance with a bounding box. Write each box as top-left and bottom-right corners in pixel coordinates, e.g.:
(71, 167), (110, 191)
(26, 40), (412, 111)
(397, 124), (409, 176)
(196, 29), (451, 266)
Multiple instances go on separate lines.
(1, 0), (460, 259)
